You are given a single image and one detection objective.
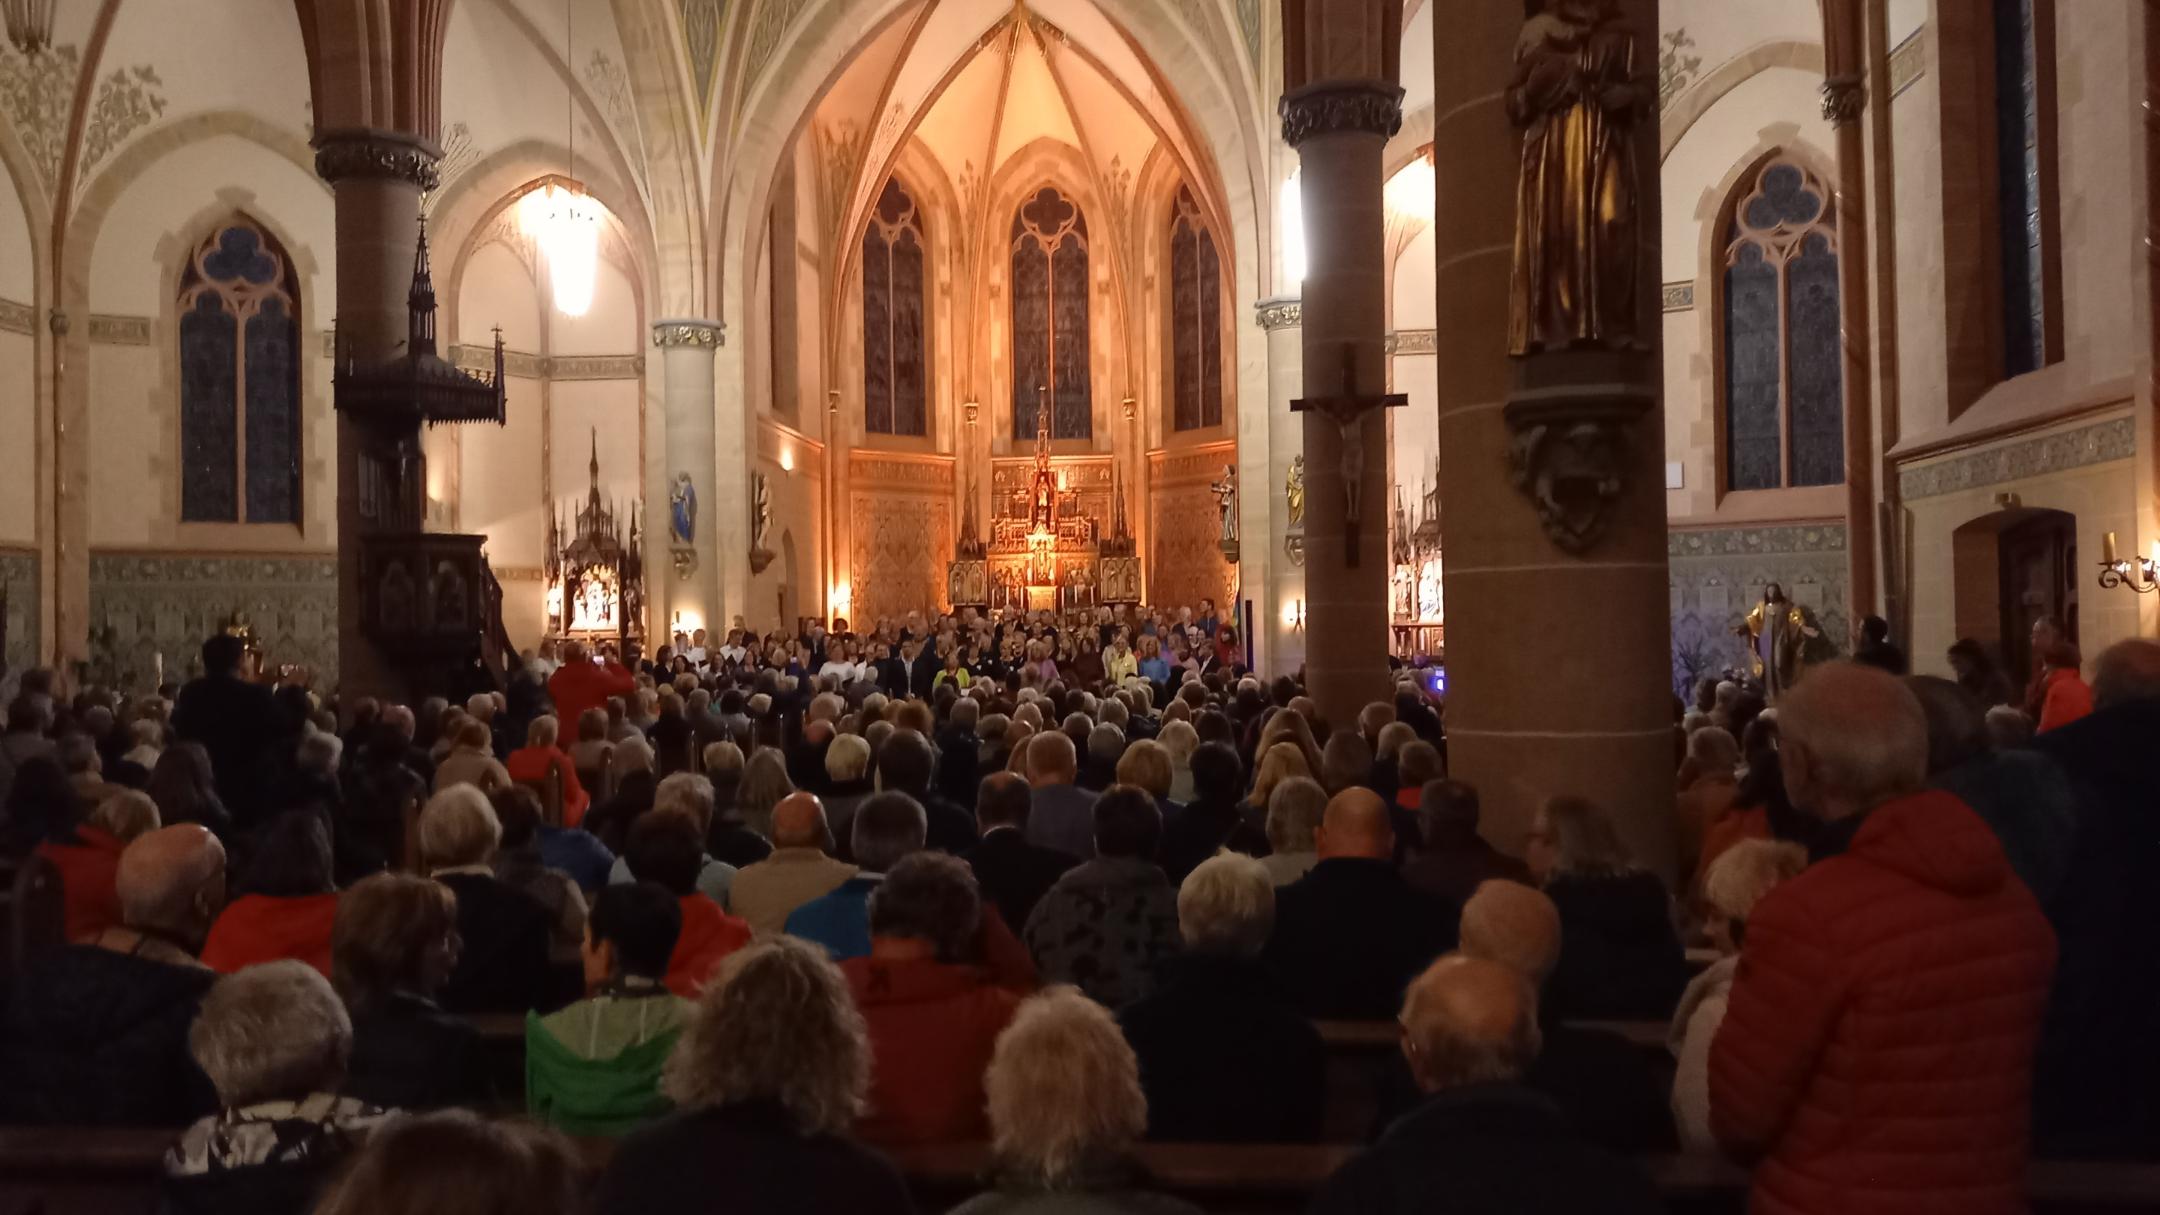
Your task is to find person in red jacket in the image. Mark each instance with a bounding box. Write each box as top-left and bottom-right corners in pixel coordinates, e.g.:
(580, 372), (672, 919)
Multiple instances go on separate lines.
(2035, 641), (2094, 734)
(200, 811), (341, 976)
(1710, 663), (2057, 1215)
(841, 852), (1020, 1148)
(624, 813), (751, 997)
(547, 641), (639, 739)
(505, 715), (590, 827)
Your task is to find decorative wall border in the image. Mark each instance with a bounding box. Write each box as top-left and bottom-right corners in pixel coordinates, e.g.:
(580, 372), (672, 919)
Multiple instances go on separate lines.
(0, 297), (31, 334)
(1662, 282), (1695, 313)
(1385, 329), (1436, 356)
(1897, 415), (2135, 500)
(0, 549), (39, 695)
(1889, 28), (1927, 101)
(447, 344), (644, 381)
(87, 313), (152, 345)
(1668, 522), (1848, 559)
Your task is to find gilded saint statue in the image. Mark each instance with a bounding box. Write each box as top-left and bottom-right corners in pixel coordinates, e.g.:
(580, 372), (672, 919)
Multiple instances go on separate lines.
(1286, 455), (1305, 530)
(1506, 0), (1646, 356)
(1735, 582), (1829, 699)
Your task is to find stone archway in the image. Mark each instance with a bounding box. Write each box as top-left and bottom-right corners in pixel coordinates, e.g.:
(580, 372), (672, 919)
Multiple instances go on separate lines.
(1952, 507), (2080, 681)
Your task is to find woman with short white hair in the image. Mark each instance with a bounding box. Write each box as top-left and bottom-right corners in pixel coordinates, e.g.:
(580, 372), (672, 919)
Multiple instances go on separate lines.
(163, 960), (390, 1214)
(953, 987), (1203, 1212)
(592, 938), (914, 1213)
(418, 786), (554, 1014)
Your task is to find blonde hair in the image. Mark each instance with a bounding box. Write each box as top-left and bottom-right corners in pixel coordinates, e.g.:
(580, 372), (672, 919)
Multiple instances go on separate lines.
(1375, 720), (1418, 761)
(1251, 741), (1313, 806)
(825, 733), (872, 782)
(702, 740), (745, 776)
(1114, 740), (1172, 798)
(89, 790), (161, 843)
(1156, 719), (1199, 763)
(985, 987), (1147, 1189)
(1702, 839), (1808, 925)
(662, 938), (868, 1135)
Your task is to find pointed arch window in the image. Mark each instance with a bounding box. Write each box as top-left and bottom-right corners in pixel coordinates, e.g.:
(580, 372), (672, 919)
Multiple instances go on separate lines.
(179, 218), (301, 523)
(1011, 185), (1091, 440)
(1721, 159), (1843, 493)
(862, 178), (928, 437)
(1169, 186), (1223, 432)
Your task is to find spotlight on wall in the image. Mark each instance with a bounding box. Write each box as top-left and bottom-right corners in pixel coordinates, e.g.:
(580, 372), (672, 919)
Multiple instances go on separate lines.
(517, 177), (600, 317)
(779, 447), (795, 473)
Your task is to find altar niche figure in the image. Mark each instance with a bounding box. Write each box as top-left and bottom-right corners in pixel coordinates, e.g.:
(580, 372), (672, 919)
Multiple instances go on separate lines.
(1506, 0), (1646, 356)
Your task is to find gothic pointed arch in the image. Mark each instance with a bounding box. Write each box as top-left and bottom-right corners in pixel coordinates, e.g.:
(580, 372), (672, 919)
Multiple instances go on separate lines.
(1010, 183), (1092, 441)
(177, 216), (302, 524)
(862, 175), (929, 437)
(1719, 155), (1843, 493)
(1168, 184), (1224, 432)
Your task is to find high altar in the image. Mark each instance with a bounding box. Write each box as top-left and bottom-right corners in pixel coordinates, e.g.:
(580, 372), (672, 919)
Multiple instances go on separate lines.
(950, 410), (1140, 614)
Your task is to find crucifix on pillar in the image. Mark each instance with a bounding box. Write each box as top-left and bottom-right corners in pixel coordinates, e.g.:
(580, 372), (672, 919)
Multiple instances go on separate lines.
(1291, 346), (1405, 568)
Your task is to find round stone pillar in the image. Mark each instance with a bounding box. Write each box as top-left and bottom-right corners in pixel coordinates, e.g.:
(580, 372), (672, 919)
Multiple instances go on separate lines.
(315, 129), (437, 708)
(1280, 82), (1402, 730)
(652, 319), (723, 641)
(1430, 0), (1677, 876)
(1257, 297), (1307, 677)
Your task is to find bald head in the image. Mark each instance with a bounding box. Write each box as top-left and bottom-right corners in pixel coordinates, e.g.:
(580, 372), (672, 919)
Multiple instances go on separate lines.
(770, 791), (832, 852)
(1776, 662), (1928, 821)
(115, 824), (227, 946)
(1458, 880), (1562, 986)
(1400, 954), (1541, 1095)
(1315, 788), (1394, 861)
(2093, 638), (2160, 710)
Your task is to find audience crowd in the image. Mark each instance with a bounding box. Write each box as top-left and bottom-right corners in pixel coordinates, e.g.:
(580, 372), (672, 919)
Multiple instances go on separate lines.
(0, 608), (2151, 1215)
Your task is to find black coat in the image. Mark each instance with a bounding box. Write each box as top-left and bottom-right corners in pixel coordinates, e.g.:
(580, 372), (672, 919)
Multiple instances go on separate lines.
(1117, 954), (1324, 1143)
(342, 992), (490, 1110)
(1309, 1083), (1664, 1215)
(434, 872), (558, 1014)
(919, 791), (981, 855)
(0, 944), (217, 1125)
(172, 672), (279, 825)
(964, 827), (1078, 932)
(1263, 857), (1458, 1021)
(1155, 794), (1268, 886)
(592, 1099), (915, 1215)
(2033, 697), (2160, 1159)
(1542, 870), (1688, 1021)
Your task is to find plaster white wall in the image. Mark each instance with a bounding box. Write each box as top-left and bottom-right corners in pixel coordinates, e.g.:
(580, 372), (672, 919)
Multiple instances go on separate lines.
(0, 167), (31, 544)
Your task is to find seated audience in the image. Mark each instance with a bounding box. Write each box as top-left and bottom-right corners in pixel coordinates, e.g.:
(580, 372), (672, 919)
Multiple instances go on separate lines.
(1156, 742), (1267, 884)
(965, 772), (1079, 932)
(334, 873), (486, 1110)
(338, 724), (424, 877)
(201, 811), (340, 976)
(489, 786), (589, 951)
(1309, 955), (1663, 1215)
(1024, 785), (1178, 1009)
(1265, 788), (1457, 1019)
(527, 881), (690, 1135)
(625, 813), (753, 996)
(584, 740), (658, 853)
(842, 852), (1021, 1147)
(1674, 726), (1740, 880)
(953, 986), (1201, 1215)
(432, 720), (511, 795)
(312, 1110), (582, 1215)
(1527, 795), (1688, 1020)
(161, 961), (388, 1215)
(1711, 664), (2057, 1215)
(418, 785), (556, 1013)
(1906, 675), (2077, 907)
(787, 791), (929, 959)
(699, 742), (775, 868)
(1259, 775), (1327, 886)
(821, 734), (879, 854)
(146, 742), (234, 843)
(1669, 839), (1805, 1154)
(1023, 731), (1099, 860)
(734, 746), (796, 841)
(36, 785), (146, 941)
(607, 772), (739, 906)
(592, 939), (915, 1214)
(1240, 740), (1313, 831)
(506, 715), (591, 828)
(878, 728), (980, 855)
(569, 708), (616, 793)
(1402, 779), (1531, 907)
(2036, 641), (2094, 734)
(1119, 851), (1323, 1143)
(1457, 879), (1677, 1155)
(0, 824), (226, 1124)
(729, 791), (857, 934)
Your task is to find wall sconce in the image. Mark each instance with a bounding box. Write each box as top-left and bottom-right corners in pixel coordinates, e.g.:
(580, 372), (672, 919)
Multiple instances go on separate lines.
(2097, 531), (2160, 595)
(1285, 598), (1306, 632)
(778, 447), (795, 473)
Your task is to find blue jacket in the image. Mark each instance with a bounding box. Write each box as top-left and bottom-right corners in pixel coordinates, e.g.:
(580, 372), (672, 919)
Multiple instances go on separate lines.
(784, 876), (880, 960)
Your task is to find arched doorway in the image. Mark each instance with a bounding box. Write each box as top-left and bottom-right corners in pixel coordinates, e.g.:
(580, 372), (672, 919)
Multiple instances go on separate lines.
(1952, 507), (2079, 682)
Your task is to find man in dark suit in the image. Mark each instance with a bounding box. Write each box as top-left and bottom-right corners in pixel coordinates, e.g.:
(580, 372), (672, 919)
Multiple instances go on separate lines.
(875, 729), (977, 854)
(171, 633), (279, 827)
(963, 772), (1077, 931)
(1265, 788), (1458, 1020)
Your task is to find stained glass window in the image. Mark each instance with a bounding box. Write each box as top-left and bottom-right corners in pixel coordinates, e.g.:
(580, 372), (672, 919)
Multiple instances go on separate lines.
(1995, 0), (2049, 377)
(1011, 185), (1091, 441)
(1721, 159), (1843, 492)
(1170, 187), (1223, 432)
(178, 219), (300, 523)
(862, 178), (927, 436)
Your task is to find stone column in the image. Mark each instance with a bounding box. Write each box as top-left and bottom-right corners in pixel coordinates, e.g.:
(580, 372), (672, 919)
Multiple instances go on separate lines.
(1430, 0), (1677, 876)
(1257, 297), (1307, 676)
(653, 319), (723, 640)
(1281, 83), (1401, 729)
(1823, 0), (1880, 628)
(315, 129), (438, 707)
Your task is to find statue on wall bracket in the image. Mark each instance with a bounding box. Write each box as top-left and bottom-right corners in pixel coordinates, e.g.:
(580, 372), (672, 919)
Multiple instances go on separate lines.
(1284, 454), (1306, 567)
(748, 471), (775, 575)
(1503, 0), (1655, 556)
(669, 473), (696, 545)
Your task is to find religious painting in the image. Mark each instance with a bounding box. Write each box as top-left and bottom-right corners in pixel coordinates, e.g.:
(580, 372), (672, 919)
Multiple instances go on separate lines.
(1011, 185), (1092, 441)
(863, 178), (929, 436)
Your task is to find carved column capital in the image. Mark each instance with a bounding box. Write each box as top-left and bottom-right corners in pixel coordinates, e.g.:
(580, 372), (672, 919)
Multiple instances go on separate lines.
(652, 319), (725, 349)
(1278, 80), (1404, 147)
(1255, 297), (1303, 330)
(1820, 74), (1867, 125)
(312, 128), (442, 189)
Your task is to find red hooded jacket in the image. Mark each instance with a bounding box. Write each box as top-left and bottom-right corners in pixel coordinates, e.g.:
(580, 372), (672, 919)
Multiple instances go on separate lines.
(1710, 790), (2056, 1215)
(663, 894), (753, 998)
(547, 659), (638, 737)
(841, 954), (1019, 1147)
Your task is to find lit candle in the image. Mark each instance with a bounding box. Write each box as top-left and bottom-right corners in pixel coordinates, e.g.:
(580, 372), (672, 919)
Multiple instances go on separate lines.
(2104, 531), (2119, 565)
